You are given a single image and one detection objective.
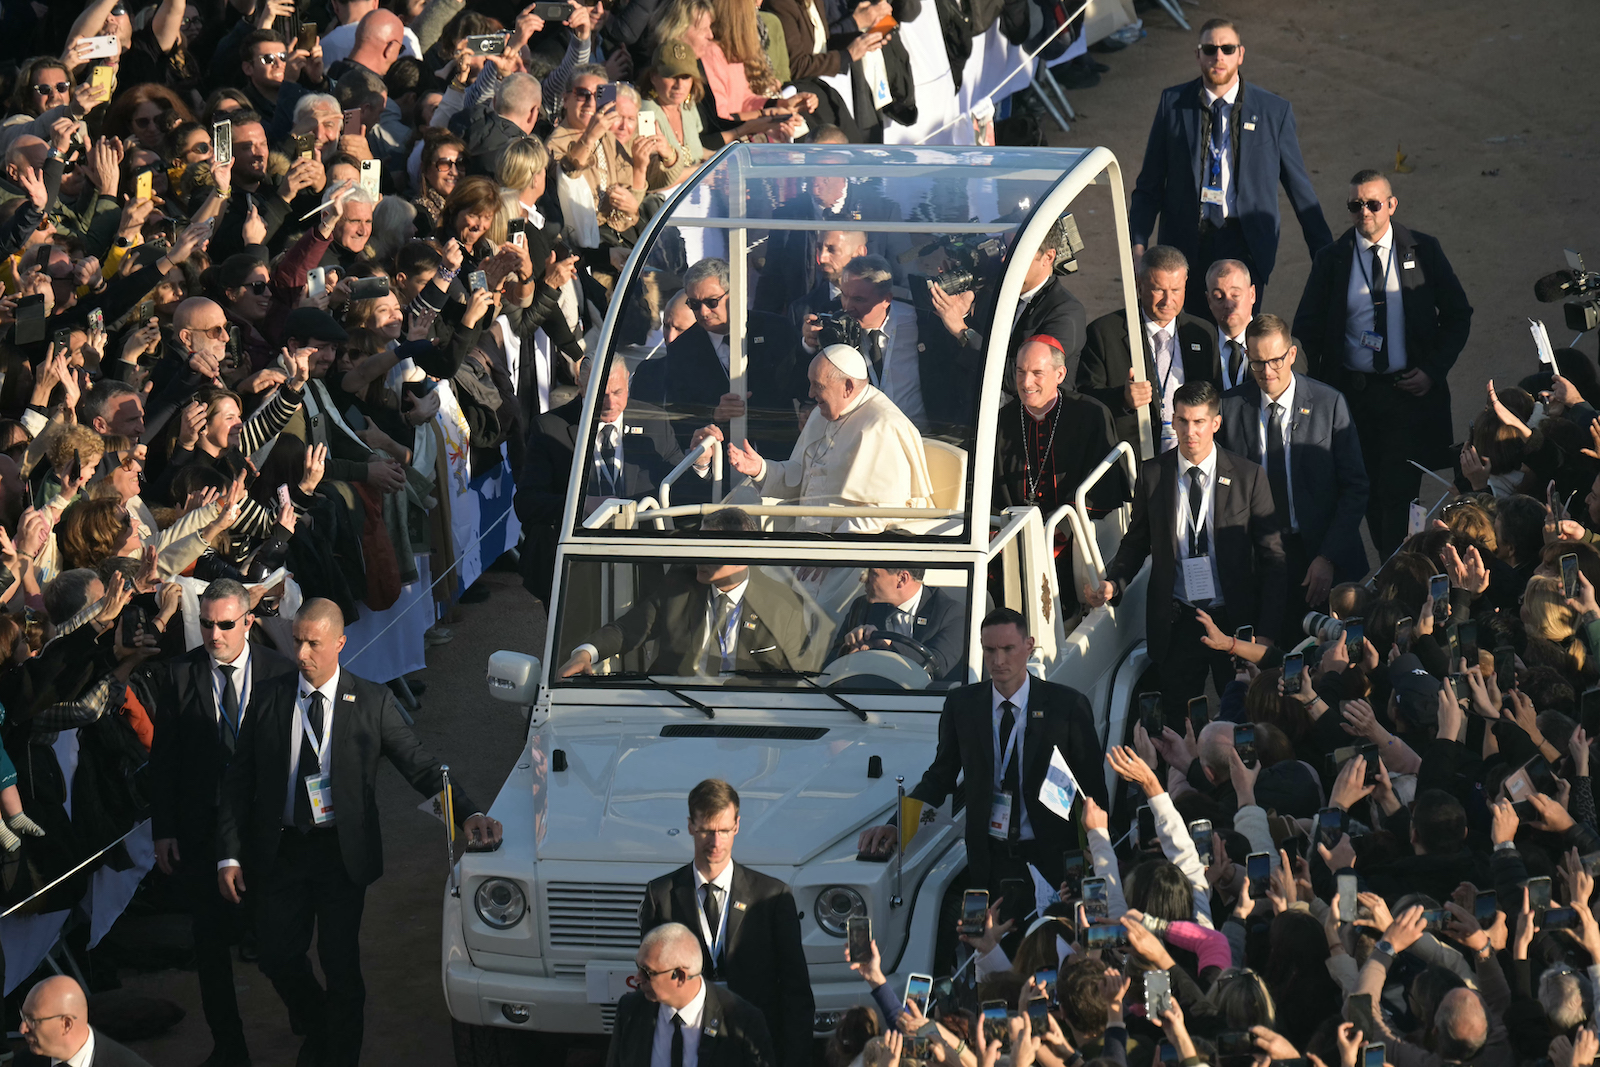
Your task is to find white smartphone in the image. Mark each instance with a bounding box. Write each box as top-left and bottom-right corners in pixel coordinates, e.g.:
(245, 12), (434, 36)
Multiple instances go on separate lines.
(638, 110), (657, 138)
(1337, 872), (1358, 924)
(306, 266), (327, 299)
(358, 158), (381, 200)
(277, 484), (291, 511)
(81, 35), (121, 59)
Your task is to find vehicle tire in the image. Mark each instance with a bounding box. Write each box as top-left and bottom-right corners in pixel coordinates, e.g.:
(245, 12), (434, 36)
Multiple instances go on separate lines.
(451, 1019), (550, 1066)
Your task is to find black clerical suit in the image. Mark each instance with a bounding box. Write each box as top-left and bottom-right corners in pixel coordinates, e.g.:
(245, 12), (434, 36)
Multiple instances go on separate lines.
(605, 981), (775, 1067)
(1293, 221), (1472, 556)
(217, 667), (479, 1067)
(1077, 309), (1220, 453)
(638, 863), (810, 1067)
(907, 677), (1106, 893)
(1100, 446), (1285, 709)
(148, 643), (295, 1060)
(830, 584), (966, 682)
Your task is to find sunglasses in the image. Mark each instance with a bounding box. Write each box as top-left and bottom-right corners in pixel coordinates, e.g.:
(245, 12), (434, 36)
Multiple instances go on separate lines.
(32, 81), (70, 95)
(133, 115), (160, 127)
(255, 52), (288, 65)
(234, 281), (270, 295)
(191, 323), (230, 339)
(199, 617), (244, 630)
(1198, 43), (1240, 56)
(570, 87), (595, 101)
(686, 293), (726, 311)
(1347, 198), (1388, 214)
(434, 157), (461, 169)
(186, 141), (212, 156)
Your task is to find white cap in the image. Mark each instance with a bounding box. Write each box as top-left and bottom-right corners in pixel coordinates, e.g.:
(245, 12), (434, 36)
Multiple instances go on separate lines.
(821, 344), (869, 381)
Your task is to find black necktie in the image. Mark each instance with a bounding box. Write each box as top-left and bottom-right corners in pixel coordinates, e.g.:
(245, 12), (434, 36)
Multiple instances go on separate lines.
(1204, 97), (1228, 225)
(707, 593), (734, 673)
(1266, 402), (1290, 529)
(1188, 467), (1208, 556)
(293, 692), (326, 832)
(864, 330), (885, 385)
(998, 700), (1020, 840)
(217, 664), (240, 754)
(701, 883), (722, 975)
(1370, 246), (1390, 372)
(596, 424), (619, 496)
(671, 1013), (685, 1067)
(1227, 340), (1244, 386)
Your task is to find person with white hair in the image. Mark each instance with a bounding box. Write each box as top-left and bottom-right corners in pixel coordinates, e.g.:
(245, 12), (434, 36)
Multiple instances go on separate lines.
(692, 346), (935, 535)
(605, 920), (776, 1067)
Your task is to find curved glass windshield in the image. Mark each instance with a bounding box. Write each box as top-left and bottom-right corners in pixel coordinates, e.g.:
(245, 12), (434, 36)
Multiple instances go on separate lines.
(571, 145), (1086, 541)
(553, 554), (973, 691)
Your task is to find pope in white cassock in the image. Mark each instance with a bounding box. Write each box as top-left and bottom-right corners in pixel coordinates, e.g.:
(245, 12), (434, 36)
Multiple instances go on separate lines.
(693, 345), (936, 533)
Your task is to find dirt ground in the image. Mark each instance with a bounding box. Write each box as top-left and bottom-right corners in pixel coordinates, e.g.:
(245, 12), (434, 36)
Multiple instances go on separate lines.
(26, 0), (1600, 1063)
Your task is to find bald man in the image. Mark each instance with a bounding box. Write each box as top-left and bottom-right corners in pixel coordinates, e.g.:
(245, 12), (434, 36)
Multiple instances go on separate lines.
(19, 976), (152, 1066)
(321, 0), (423, 74)
(328, 8), (408, 80)
(217, 599), (502, 1066)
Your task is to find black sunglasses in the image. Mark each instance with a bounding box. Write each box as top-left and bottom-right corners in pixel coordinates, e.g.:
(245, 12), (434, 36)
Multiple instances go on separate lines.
(570, 87), (595, 101)
(1198, 43), (1240, 56)
(686, 293), (725, 311)
(1347, 198), (1387, 214)
(32, 81), (70, 95)
(200, 617), (243, 630)
(234, 280), (270, 295)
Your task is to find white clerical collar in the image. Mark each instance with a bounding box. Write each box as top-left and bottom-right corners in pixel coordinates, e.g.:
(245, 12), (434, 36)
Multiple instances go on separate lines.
(1356, 226), (1393, 255)
(1203, 80), (1240, 106)
(1025, 391), (1061, 422)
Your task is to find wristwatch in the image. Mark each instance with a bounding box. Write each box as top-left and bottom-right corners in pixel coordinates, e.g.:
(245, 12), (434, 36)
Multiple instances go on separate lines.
(959, 327), (979, 349)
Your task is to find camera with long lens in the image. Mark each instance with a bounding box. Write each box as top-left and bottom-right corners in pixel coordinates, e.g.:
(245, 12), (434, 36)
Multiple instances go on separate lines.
(1534, 249), (1600, 332)
(1303, 612), (1346, 643)
(815, 312), (862, 349)
(906, 235), (1007, 317)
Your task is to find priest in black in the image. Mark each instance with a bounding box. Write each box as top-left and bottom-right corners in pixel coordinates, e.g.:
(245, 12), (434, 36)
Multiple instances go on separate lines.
(995, 337), (1129, 615)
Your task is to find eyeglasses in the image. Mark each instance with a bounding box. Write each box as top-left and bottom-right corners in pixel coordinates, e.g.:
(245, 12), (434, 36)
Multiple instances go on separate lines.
(434, 157), (461, 169)
(234, 281), (270, 295)
(19, 1013), (75, 1027)
(636, 964), (699, 980)
(186, 141), (212, 156)
(200, 617), (243, 630)
(686, 293), (726, 311)
(191, 323), (229, 339)
(255, 52), (288, 65)
(1248, 355), (1289, 372)
(31, 81), (70, 95)
(570, 87), (595, 101)
(133, 115), (159, 127)
(1197, 43), (1240, 56)
(1347, 199), (1388, 214)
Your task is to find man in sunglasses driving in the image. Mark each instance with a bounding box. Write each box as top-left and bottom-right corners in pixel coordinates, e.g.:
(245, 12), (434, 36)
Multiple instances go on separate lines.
(1129, 17), (1332, 321)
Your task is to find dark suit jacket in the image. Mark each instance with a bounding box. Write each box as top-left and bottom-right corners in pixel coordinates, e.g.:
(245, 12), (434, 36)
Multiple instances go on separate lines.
(605, 982), (775, 1067)
(829, 584), (965, 682)
(630, 315), (804, 458)
(638, 863), (810, 1067)
(581, 565), (816, 675)
(217, 669), (478, 887)
(1101, 447), (1286, 660)
(1077, 309), (1220, 452)
(1292, 222), (1473, 460)
(1218, 372), (1370, 581)
(12, 1028), (158, 1066)
(752, 188), (905, 315)
(908, 678), (1106, 889)
(1128, 78), (1332, 284)
(1001, 275), (1088, 385)
(148, 644), (296, 853)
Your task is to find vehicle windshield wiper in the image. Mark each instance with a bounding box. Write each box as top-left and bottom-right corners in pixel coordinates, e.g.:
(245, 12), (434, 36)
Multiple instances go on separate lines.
(592, 671), (715, 719)
(731, 669), (867, 721)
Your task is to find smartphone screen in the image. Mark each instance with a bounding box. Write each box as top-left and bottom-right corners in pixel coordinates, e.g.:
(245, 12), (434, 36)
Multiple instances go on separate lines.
(1563, 553), (1581, 599)
(1034, 967), (1057, 1004)
(1363, 1046), (1385, 1067)
(1344, 617), (1365, 655)
(905, 973), (932, 1013)
(1189, 820), (1213, 867)
(1431, 574), (1450, 624)
(1234, 724), (1257, 767)
(1026, 999), (1050, 1029)
(959, 889), (989, 934)
(1139, 691), (1162, 738)
(1420, 907), (1447, 932)
(846, 915), (871, 962)
(981, 1002), (1009, 1050)
(1459, 620), (1479, 667)
(1473, 890), (1496, 929)
(1081, 877), (1108, 920)
(1246, 851), (1270, 896)
(1144, 968), (1171, 1017)
(1337, 873), (1357, 922)
(1525, 876), (1552, 911)
(1060, 850), (1086, 898)
(1544, 906), (1579, 930)
(1282, 653), (1305, 695)
(1317, 807), (1346, 850)
(1495, 646), (1515, 692)
(1188, 696), (1209, 738)
(1085, 924), (1127, 949)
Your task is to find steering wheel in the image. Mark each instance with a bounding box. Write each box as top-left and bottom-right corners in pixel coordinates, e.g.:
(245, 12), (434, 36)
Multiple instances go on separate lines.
(858, 631), (940, 674)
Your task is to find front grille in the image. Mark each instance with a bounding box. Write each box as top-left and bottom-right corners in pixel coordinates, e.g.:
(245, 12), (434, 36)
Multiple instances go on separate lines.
(601, 1005), (617, 1033)
(545, 882), (646, 950)
(660, 724), (828, 740)
(550, 962), (586, 980)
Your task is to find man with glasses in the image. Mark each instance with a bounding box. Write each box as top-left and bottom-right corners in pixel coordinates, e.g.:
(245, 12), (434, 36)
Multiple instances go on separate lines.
(608, 922), (775, 1067)
(638, 780), (808, 1067)
(1129, 18), (1331, 320)
(239, 28), (302, 127)
(149, 579), (295, 1067)
(1218, 314), (1368, 635)
(19, 976), (151, 1066)
(1293, 168), (1472, 557)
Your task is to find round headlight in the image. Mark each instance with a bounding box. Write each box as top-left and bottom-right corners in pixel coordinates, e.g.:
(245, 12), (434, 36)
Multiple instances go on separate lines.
(474, 878), (528, 929)
(813, 886), (866, 936)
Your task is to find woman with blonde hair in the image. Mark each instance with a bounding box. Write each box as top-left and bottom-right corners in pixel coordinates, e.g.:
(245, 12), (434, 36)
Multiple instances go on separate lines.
(654, 0), (812, 126)
(497, 135), (552, 224)
(1523, 575), (1592, 678)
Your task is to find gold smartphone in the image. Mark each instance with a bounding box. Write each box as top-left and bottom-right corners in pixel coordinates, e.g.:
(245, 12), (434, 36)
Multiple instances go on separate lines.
(134, 169), (153, 201)
(90, 64), (116, 97)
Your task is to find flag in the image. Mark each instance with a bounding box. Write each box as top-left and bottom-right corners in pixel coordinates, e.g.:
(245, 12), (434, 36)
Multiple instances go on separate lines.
(420, 779), (456, 845)
(1038, 747), (1080, 822)
(899, 795), (925, 854)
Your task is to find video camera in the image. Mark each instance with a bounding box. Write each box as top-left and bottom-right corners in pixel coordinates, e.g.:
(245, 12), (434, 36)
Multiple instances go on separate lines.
(906, 235), (1006, 318)
(1534, 249), (1600, 332)
(815, 312), (862, 349)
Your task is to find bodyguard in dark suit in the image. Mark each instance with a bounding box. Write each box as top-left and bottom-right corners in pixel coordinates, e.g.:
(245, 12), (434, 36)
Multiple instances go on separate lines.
(964, 217), (1088, 389)
(753, 167), (905, 316)
(18, 977), (153, 1067)
(1293, 170), (1473, 556)
(1219, 315), (1369, 637)
(1087, 381), (1285, 709)
(830, 567), (966, 682)
(638, 781), (810, 1067)
(607, 921), (776, 1067)
(217, 600), (500, 1067)
(1128, 18), (1332, 316)
(149, 579), (295, 1067)
(858, 609), (1107, 892)
(1078, 246), (1220, 455)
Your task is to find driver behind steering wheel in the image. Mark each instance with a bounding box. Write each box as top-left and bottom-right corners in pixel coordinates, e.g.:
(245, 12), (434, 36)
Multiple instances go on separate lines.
(828, 566), (964, 682)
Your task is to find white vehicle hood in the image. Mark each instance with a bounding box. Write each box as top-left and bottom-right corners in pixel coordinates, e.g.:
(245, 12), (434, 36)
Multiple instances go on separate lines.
(530, 710), (936, 866)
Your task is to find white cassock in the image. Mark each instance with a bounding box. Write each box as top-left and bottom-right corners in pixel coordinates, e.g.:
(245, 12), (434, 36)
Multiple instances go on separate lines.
(755, 383), (935, 534)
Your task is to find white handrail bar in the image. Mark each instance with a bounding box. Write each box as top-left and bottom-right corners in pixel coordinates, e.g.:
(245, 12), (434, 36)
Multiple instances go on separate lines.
(658, 438), (723, 509)
(1071, 442), (1137, 576)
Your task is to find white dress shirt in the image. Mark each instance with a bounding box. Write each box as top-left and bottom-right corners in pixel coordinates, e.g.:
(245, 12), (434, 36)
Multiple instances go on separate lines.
(859, 301), (928, 432)
(1143, 315), (1185, 453)
(651, 981), (709, 1067)
(283, 669), (341, 826)
(1258, 376), (1299, 531)
(1011, 277), (1049, 333)
(883, 587), (924, 634)
(692, 861), (734, 963)
(1174, 446), (1223, 605)
(1218, 328), (1249, 391)
(991, 675), (1034, 841)
(1201, 81), (1241, 219)
(55, 1028), (94, 1067)
(211, 644), (253, 729)
(1343, 225), (1408, 373)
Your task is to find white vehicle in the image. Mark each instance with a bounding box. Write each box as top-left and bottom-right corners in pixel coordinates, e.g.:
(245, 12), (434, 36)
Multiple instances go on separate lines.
(444, 144), (1157, 1065)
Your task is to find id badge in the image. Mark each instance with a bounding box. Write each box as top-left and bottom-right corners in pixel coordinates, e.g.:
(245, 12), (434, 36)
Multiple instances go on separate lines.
(1182, 556), (1217, 601)
(304, 773), (335, 825)
(1360, 330), (1384, 351)
(1200, 185), (1226, 207)
(987, 791), (1012, 839)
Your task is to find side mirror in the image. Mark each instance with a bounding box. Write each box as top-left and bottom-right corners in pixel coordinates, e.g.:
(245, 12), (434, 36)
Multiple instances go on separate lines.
(487, 650), (541, 705)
